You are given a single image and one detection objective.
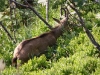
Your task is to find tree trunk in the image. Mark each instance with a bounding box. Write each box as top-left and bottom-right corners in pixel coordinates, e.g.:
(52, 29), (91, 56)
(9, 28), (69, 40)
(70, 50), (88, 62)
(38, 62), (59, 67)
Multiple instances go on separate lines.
(46, 0), (49, 22)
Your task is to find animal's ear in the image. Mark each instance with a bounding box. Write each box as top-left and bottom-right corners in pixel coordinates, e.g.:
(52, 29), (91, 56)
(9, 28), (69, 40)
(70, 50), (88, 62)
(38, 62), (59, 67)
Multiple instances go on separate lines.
(53, 18), (60, 24)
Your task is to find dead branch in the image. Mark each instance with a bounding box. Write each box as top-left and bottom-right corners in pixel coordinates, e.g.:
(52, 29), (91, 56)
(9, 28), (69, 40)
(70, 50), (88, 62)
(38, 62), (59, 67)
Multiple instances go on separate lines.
(0, 21), (16, 43)
(12, 0), (53, 30)
(68, 0), (100, 51)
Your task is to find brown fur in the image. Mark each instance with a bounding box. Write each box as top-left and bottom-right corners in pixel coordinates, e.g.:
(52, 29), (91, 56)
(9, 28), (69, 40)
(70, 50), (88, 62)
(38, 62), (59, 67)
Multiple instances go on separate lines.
(12, 17), (68, 67)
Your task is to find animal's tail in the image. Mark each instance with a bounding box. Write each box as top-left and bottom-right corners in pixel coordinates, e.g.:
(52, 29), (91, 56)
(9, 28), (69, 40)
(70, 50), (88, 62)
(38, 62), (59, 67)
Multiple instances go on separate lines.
(12, 57), (17, 67)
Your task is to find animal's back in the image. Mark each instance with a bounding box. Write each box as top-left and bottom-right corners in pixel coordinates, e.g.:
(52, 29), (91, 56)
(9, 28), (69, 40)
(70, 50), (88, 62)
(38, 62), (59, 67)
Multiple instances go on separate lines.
(13, 32), (56, 62)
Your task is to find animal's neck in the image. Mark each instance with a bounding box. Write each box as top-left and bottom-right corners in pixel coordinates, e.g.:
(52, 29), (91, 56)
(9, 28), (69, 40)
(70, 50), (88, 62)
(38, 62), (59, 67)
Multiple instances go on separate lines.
(53, 26), (64, 39)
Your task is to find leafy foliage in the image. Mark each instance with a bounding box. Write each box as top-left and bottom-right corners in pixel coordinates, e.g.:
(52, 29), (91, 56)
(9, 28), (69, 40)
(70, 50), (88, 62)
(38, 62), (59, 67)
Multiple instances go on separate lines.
(0, 0), (100, 75)
(0, 0), (8, 11)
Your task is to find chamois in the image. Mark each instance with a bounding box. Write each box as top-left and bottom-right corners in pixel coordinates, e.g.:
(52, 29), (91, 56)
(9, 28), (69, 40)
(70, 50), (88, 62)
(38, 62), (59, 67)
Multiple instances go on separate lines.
(12, 17), (68, 67)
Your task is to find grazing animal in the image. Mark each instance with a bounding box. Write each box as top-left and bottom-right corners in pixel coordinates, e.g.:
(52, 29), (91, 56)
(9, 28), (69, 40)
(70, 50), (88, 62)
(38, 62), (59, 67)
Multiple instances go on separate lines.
(12, 17), (68, 67)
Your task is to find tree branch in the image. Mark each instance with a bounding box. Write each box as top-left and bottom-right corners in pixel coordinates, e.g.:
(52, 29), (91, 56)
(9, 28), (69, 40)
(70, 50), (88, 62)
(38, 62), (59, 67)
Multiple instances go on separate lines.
(0, 21), (16, 43)
(12, 0), (53, 30)
(68, 0), (100, 51)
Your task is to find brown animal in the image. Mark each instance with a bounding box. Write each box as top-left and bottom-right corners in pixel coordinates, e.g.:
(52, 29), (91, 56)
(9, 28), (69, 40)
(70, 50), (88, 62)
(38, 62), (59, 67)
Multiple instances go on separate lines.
(12, 17), (68, 67)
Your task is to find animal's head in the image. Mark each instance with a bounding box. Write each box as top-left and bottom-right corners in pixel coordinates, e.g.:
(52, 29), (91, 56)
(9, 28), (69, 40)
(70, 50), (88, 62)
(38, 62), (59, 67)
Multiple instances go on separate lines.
(53, 17), (74, 32)
(53, 17), (68, 25)
(53, 17), (68, 30)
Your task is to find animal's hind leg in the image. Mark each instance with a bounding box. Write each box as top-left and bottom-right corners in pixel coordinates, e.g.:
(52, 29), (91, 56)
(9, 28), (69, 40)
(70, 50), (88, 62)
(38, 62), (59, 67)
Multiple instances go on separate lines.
(12, 57), (17, 67)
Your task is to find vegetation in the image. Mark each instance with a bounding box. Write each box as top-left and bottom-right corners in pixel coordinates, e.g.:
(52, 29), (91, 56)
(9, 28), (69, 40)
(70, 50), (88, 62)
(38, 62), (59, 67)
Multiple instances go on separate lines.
(0, 0), (100, 75)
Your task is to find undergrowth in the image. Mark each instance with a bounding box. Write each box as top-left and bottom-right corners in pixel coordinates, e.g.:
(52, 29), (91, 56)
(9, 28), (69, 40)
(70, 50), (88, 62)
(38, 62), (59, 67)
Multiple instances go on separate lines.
(0, 6), (100, 75)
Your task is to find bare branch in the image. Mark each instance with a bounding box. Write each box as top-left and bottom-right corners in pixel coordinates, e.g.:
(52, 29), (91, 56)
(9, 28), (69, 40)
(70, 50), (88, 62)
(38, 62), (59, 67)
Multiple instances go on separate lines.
(0, 21), (16, 43)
